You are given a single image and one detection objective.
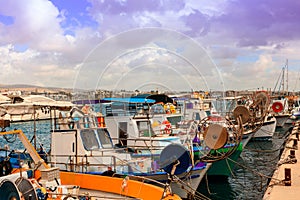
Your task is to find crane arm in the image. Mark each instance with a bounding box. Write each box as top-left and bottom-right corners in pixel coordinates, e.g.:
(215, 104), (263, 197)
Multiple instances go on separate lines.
(0, 129), (49, 170)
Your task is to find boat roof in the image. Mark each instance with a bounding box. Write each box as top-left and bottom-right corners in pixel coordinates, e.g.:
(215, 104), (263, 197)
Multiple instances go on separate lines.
(0, 94), (10, 103)
(217, 96), (244, 100)
(102, 97), (155, 104)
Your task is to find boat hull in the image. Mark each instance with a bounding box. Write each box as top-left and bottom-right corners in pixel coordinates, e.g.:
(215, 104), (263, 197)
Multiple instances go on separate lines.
(274, 114), (290, 127)
(60, 171), (180, 200)
(252, 117), (277, 140)
(206, 143), (243, 177)
(119, 162), (209, 199)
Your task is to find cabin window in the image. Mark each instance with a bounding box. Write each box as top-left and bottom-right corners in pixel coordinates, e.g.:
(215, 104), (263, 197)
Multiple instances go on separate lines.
(97, 129), (113, 149)
(166, 116), (182, 125)
(137, 121), (152, 137)
(80, 129), (100, 150)
(193, 112), (201, 121)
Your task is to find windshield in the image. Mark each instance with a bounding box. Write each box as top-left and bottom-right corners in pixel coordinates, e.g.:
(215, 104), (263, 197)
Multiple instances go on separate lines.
(166, 115), (182, 125)
(80, 129), (100, 150)
(97, 129), (113, 148)
(80, 128), (113, 150)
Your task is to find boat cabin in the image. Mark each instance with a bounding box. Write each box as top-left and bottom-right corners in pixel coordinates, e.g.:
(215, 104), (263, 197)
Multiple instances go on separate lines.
(50, 108), (134, 174)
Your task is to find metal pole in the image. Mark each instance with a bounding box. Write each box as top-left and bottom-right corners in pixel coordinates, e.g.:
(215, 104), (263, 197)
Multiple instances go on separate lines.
(33, 105), (36, 149)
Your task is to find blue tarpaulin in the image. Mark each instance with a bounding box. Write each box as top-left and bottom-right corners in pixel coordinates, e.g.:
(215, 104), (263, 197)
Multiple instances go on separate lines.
(102, 97), (156, 104)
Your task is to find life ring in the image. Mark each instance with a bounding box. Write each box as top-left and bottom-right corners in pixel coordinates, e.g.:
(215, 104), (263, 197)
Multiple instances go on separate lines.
(207, 115), (223, 122)
(272, 102), (284, 113)
(121, 176), (129, 193)
(162, 120), (172, 134)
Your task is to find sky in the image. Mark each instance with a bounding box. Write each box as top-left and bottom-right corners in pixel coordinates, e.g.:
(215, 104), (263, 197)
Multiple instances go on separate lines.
(0, 0), (299, 93)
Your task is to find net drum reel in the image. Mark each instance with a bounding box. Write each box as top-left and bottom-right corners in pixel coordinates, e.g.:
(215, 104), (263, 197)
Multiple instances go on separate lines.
(233, 105), (251, 124)
(0, 179), (21, 200)
(15, 177), (38, 200)
(195, 110), (245, 163)
(0, 177), (39, 200)
(204, 124), (228, 150)
(246, 91), (272, 133)
(249, 91), (271, 120)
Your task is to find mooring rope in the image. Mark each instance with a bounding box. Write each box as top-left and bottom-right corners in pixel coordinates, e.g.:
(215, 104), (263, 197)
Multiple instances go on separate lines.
(170, 175), (211, 200)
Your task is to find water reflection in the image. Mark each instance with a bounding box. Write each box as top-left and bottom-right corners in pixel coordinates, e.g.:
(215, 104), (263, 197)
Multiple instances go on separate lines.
(198, 177), (237, 200)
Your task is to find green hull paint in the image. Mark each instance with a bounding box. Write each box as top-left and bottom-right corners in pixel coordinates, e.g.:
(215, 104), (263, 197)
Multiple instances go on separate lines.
(193, 143), (243, 177)
(207, 143), (243, 177)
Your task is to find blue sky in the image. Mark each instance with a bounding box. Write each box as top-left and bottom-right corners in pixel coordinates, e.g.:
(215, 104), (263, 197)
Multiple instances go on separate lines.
(0, 0), (299, 92)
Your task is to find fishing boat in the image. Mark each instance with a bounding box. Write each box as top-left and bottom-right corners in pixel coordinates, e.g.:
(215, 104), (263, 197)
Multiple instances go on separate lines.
(270, 97), (291, 127)
(47, 105), (211, 199)
(0, 94), (73, 122)
(251, 114), (277, 140)
(0, 119), (180, 200)
(202, 91), (276, 177)
(101, 95), (244, 180)
(171, 95), (246, 178)
(286, 97), (300, 124)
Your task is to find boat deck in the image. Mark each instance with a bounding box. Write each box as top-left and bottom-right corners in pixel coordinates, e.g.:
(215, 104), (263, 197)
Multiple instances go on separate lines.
(263, 121), (300, 200)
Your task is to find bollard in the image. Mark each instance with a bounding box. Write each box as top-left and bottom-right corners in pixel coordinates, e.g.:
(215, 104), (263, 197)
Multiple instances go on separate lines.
(296, 132), (299, 141)
(293, 139), (298, 148)
(290, 150), (296, 159)
(284, 168), (291, 186)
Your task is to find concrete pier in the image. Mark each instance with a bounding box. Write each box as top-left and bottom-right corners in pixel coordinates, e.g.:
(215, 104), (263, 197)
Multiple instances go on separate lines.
(263, 121), (300, 200)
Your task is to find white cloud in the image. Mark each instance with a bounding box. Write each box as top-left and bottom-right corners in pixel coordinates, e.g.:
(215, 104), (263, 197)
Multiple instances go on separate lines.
(0, 0), (299, 91)
(0, 0), (66, 50)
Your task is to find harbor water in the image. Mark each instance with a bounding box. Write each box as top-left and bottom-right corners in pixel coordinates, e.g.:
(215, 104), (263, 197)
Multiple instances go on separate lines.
(0, 120), (293, 200)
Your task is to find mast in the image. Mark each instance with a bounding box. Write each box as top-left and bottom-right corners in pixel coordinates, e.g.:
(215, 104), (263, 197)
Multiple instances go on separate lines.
(286, 59), (288, 95)
(281, 66), (285, 94)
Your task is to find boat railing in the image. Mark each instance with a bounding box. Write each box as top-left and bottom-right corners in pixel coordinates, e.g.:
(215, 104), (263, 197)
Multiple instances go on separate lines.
(55, 114), (106, 130)
(111, 135), (183, 150)
(49, 154), (118, 172)
(48, 153), (164, 175)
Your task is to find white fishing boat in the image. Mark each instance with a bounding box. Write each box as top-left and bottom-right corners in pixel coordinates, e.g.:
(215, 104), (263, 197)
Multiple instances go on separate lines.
(252, 115), (277, 140)
(48, 106), (209, 199)
(270, 98), (291, 127)
(0, 119), (180, 200)
(0, 95), (73, 122)
(102, 95), (244, 181)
